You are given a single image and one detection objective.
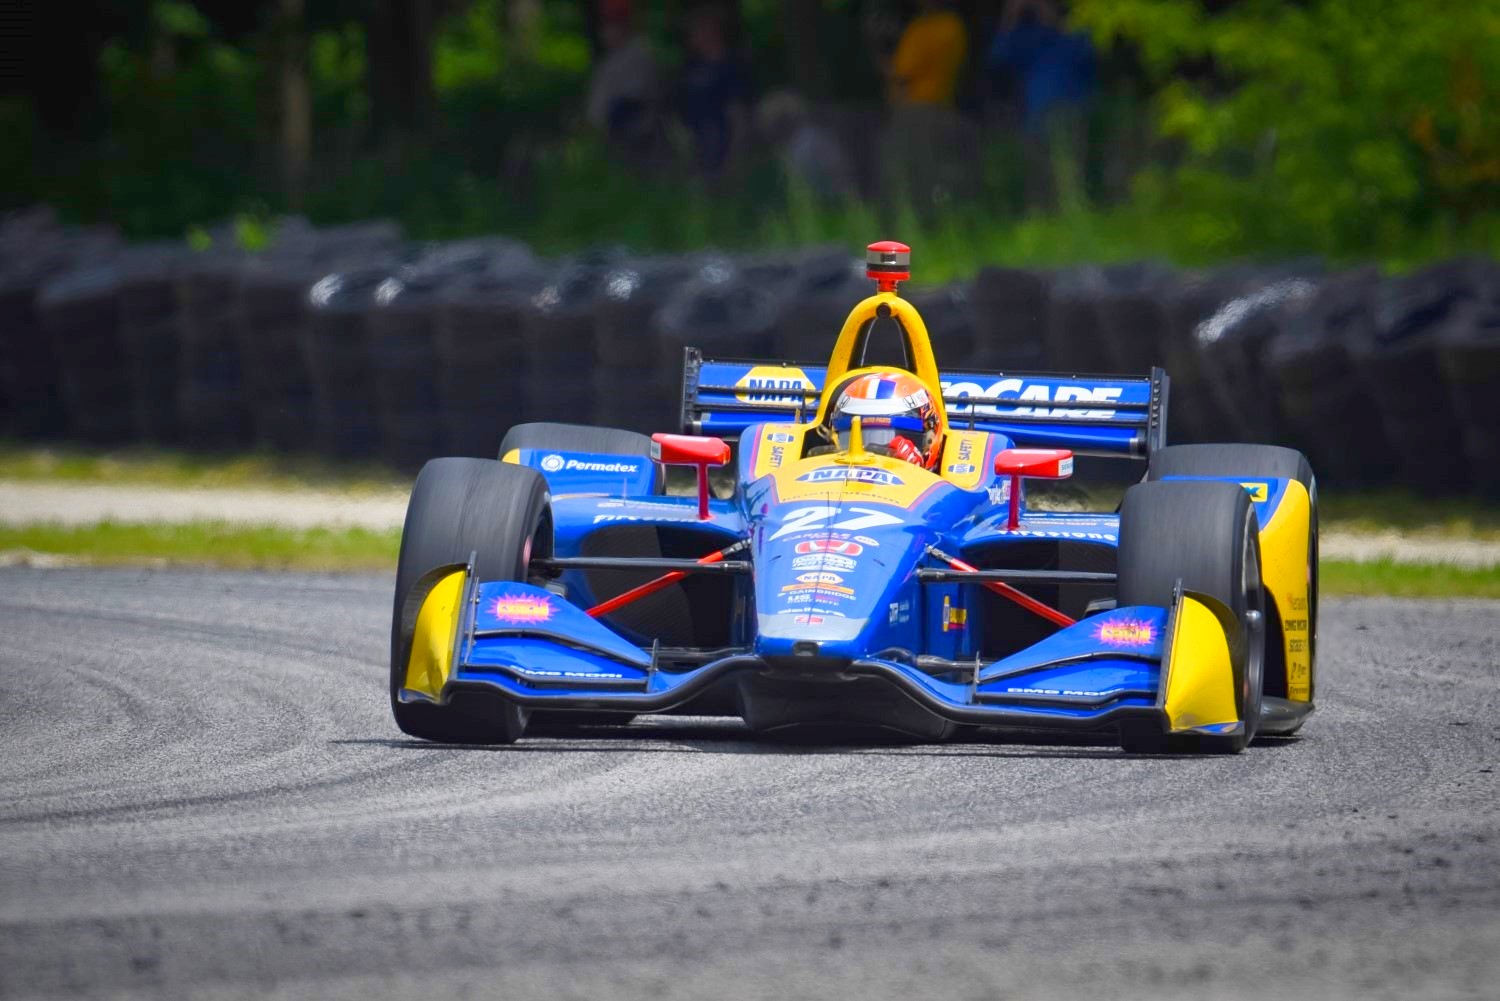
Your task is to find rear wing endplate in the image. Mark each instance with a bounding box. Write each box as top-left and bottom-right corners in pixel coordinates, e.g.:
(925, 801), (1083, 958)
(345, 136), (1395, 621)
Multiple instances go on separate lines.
(680, 348), (1169, 458)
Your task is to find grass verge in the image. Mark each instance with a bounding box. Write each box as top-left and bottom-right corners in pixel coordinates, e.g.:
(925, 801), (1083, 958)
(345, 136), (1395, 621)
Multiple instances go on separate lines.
(0, 443), (412, 494)
(3, 522), (1499, 597)
(0, 523), (401, 573)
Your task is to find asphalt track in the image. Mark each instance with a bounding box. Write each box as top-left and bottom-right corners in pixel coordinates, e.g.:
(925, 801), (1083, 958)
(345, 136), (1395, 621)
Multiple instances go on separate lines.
(2, 568), (1497, 1001)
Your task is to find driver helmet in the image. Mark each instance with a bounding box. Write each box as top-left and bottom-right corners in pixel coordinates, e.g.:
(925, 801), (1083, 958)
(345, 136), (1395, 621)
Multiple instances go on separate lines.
(825, 371), (938, 465)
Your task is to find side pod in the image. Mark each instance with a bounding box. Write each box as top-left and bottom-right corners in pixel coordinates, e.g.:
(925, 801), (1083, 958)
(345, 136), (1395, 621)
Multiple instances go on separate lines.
(1160, 586), (1245, 737)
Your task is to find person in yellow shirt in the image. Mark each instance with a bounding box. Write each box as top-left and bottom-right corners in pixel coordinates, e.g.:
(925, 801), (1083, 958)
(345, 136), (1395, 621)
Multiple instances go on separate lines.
(887, 0), (969, 107)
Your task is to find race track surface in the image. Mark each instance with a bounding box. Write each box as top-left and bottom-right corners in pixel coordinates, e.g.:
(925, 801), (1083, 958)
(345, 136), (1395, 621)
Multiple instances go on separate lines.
(2, 569), (1497, 1000)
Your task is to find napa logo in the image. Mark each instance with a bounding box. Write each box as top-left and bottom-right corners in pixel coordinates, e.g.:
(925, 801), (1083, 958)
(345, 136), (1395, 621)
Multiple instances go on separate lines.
(797, 467), (905, 486)
(735, 366), (816, 405)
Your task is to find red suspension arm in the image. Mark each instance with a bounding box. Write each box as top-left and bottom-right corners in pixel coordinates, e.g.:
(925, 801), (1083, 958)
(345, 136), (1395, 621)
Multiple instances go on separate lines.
(927, 546), (1077, 629)
(587, 541), (747, 618)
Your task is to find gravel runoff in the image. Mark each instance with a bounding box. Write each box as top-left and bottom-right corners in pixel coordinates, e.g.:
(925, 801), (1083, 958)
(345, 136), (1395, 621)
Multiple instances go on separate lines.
(1, 568), (1497, 1000)
(1, 480), (1497, 566)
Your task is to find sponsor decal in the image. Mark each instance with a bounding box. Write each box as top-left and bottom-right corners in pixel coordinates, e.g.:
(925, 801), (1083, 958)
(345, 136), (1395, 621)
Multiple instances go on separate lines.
(593, 513), (700, 524)
(770, 506), (904, 541)
(511, 665), (626, 680)
(540, 453), (565, 472)
(1289, 596), (1307, 611)
(796, 571), (845, 584)
(942, 379), (1126, 418)
(491, 594), (555, 624)
(888, 600), (911, 625)
(596, 499), (692, 511)
(1005, 687), (1107, 697)
(1059, 456), (1075, 477)
(768, 432), (795, 443)
(1241, 481), (1269, 502)
(797, 467), (906, 487)
(735, 366), (816, 405)
(782, 581), (854, 595)
(853, 535), (881, 548)
(560, 458), (641, 474)
(794, 539), (865, 556)
(956, 437), (976, 462)
(1094, 616), (1156, 647)
(1289, 638), (1307, 653)
(947, 463), (975, 475)
(793, 614), (825, 625)
(942, 596), (967, 633)
(1284, 618), (1307, 632)
(791, 553), (856, 572)
(768, 444), (786, 468)
(986, 482), (1011, 506)
(1006, 529), (1118, 542)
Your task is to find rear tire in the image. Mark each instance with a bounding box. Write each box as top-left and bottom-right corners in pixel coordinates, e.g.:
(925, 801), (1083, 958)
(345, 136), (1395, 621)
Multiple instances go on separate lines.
(499, 422), (663, 492)
(1148, 443), (1318, 706)
(1117, 480), (1266, 754)
(390, 457), (552, 744)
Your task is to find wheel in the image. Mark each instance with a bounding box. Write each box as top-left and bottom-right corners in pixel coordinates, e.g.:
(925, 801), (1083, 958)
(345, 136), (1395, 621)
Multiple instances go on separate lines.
(1148, 443), (1318, 708)
(1116, 480), (1266, 754)
(499, 422), (663, 492)
(389, 457), (552, 744)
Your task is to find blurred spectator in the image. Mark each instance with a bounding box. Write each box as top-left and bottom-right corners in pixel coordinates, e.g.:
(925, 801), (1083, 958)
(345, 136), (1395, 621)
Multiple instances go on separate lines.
(886, 0), (968, 108)
(988, 0), (1097, 210)
(757, 91), (856, 201)
(677, 5), (749, 177)
(988, 0), (1096, 131)
(882, 0), (976, 209)
(586, 1), (663, 162)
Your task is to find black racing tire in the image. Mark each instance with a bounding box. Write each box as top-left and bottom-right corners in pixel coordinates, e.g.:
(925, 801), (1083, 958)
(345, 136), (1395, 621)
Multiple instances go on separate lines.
(389, 457), (552, 744)
(1147, 442), (1318, 705)
(1116, 480), (1267, 754)
(499, 422), (663, 492)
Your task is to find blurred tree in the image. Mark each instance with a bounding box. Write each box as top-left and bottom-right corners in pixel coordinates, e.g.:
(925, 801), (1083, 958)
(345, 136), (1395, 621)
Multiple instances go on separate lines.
(1070, 0), (1500, 255)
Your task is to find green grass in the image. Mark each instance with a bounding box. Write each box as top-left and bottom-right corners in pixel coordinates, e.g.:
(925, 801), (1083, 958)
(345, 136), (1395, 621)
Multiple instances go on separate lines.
(0, 443), (410, 494)
(1319, 559), (1500, 599)
(1319, 490), (1500, 541)
(3, 522), (1497, 597)
(0, 522), (401, 573)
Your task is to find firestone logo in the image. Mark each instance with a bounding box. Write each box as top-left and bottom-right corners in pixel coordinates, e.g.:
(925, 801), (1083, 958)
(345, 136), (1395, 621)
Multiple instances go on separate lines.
(1095, 617), (1156, 647)
(491, 594), (555, 624)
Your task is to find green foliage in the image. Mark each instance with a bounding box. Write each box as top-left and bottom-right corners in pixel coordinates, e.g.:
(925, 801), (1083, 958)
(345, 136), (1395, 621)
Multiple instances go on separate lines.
(1070, 0), (1500, 263)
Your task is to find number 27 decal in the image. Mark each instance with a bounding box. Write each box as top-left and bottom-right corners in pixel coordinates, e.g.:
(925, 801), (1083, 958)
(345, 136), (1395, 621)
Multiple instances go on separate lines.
(769, 506), (904, 541)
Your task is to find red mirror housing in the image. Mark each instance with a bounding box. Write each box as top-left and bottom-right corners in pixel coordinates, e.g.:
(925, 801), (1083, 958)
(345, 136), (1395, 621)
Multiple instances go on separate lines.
(994, 448), (1074, 480)
(651, 433), (730, 519)
(992, 448), (1074, 531)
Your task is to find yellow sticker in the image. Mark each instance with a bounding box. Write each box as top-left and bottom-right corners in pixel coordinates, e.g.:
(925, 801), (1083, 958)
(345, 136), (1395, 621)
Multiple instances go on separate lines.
(735, 366), (816, 406)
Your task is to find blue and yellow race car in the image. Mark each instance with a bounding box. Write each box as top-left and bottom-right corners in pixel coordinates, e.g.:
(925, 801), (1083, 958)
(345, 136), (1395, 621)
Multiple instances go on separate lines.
(391, 241), (1317, 752)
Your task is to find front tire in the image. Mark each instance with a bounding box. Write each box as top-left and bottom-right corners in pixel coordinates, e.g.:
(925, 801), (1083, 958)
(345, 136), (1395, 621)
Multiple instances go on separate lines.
(390, 457), (551, 744)
(1148, 442), (1318, 707)
(1117, 480), (1266, 754)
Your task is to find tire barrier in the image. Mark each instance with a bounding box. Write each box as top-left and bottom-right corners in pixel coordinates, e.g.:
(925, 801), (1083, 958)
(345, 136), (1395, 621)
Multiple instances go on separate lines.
(3, 205), (1499, 492)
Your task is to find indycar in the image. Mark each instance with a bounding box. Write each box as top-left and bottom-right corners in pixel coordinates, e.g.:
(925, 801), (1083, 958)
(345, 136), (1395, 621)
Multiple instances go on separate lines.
(391, 241), (1317, 752)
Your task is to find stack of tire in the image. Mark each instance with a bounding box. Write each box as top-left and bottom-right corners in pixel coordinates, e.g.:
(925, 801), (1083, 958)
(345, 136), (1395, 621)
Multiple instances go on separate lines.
(520, 249), (623, 427)
(303, 264), (397, 458)
(1352, 259), (1482, 492)
(176, 243), (253, 447)
(1041, 267), (1113, 374)
(366, 241), (520, 468)
(1159, 269), (1259, 444)
(433, 248), (548, 457)
(657, 256), (783, 420)
(36, 262), (131, 443)
(1093, 263), (1175, 377)
(592, 256), (696, 433)
(906, 281), (978, 371)
(1437, 261), (1500, 496)
(969, 265), (1052, 369)
(0, 216), (120, 439)
(768, 247), (866, 362)
(235, 220), (403, 451)
(1267, 268), (1396, 486)
(1190, 267), (1322, 444)
(115, 243), (189, 442)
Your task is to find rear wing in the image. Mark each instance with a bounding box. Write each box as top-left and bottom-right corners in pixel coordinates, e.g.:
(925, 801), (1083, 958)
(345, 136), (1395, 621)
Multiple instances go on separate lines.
(680, 348), (1169, 458)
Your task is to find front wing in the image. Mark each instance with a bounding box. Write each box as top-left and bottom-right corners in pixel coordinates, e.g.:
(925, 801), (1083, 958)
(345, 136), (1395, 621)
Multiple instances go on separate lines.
(400, 570), (1251, 740)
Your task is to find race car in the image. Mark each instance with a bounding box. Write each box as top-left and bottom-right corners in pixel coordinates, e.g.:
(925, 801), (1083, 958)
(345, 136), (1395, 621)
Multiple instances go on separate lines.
(390, 241), (1317, 752)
